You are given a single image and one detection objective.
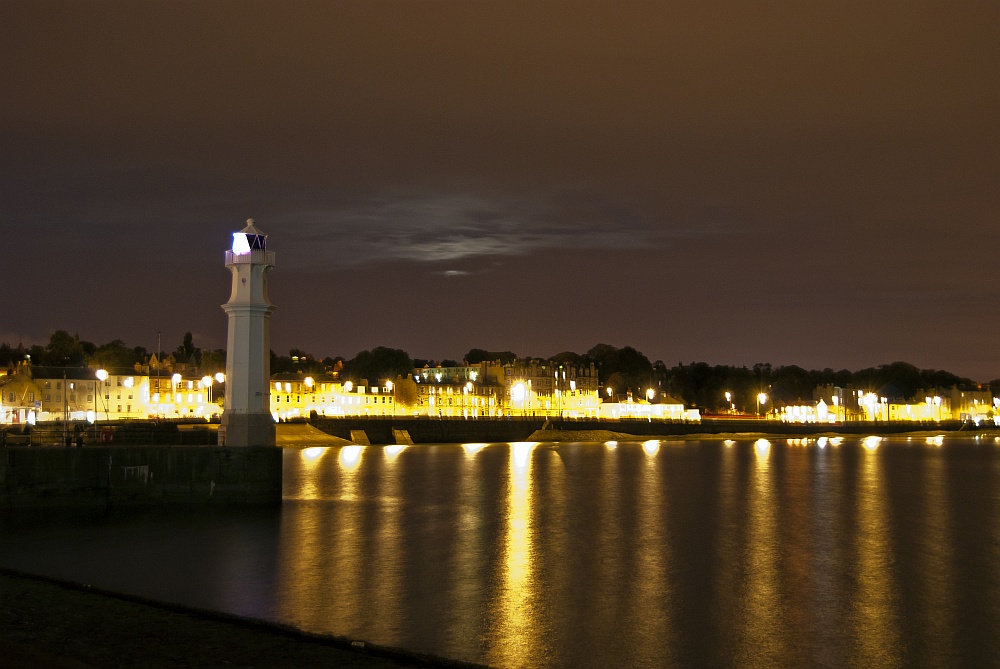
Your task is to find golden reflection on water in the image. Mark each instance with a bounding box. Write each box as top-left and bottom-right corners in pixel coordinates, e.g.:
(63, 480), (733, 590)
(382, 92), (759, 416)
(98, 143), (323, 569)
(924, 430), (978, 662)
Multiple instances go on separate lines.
(462, 443), (486, 456)
(293, 447), (329, 500)
(370, 444), (405, 640)
(446, 443), (487, 652)
(917, 449), (953, 663)
(850, 441), (900, 666)
(384, 445), (406, 459)
(339, 445), (364, 470)
(737, 438), (787, 664)
(277, 445), (368, 633)
(633, 438), (672, 666)
(487, 442), (538, 668)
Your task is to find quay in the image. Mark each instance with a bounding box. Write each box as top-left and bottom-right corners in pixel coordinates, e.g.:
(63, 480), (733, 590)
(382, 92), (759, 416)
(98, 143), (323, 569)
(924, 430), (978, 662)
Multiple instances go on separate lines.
(0, 445), (281, 508)
(309, 415), (977, 445)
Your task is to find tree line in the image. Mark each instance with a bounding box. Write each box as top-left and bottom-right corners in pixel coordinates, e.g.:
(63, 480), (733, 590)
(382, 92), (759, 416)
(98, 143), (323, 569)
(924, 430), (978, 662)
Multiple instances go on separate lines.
(0, 331), (225, 376)
(4, 333), (995, 412)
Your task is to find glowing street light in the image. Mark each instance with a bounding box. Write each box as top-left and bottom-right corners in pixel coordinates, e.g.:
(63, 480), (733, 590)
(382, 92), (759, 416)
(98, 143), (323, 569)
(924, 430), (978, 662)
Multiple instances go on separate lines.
(214, 372), (225, 384)
(725, 391), (733, 413)
(304, 376), (314, 389)
(95, 369), (109, 420)
(646, 388), (655, 401)
(757, 392), (768, 418)
(511, 382), (527, 416)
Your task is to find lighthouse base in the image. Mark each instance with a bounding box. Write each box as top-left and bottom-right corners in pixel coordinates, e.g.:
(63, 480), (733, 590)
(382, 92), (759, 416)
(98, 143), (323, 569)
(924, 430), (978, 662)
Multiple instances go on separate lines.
(219, 412), (276, 447)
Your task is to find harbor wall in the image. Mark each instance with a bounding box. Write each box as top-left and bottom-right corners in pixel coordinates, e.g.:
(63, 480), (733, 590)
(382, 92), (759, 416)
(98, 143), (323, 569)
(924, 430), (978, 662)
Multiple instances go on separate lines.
(0, 446), (282, 508)
(312, 416), (971, 444)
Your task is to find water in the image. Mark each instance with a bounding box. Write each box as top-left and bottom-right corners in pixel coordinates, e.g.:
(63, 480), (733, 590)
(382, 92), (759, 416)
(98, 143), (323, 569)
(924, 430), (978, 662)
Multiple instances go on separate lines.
(3, 436), (1000, 668)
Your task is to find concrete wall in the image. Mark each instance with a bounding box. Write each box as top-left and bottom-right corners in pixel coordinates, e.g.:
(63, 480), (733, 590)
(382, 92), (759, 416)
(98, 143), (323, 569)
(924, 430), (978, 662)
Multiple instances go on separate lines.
(311, 416), (971, 444)
(0, 446), (282, 508)
(313, 417), (545, 444)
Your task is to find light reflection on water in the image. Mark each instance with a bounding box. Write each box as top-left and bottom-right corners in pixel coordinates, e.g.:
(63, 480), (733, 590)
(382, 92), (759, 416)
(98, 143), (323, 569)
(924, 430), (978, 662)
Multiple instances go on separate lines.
(2, 438), (1000, 668)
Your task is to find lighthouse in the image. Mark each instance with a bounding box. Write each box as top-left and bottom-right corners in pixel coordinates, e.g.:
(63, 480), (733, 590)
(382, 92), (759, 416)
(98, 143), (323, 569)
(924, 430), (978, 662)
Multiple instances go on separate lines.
(219, 219), (276, 447)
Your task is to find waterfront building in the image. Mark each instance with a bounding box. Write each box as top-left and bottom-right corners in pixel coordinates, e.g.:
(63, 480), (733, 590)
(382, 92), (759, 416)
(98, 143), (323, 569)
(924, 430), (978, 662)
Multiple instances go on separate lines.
(598, 393), (696, 421)
(270, 372), (339, 420)
(487, 358), (601, 418)
(413, 375), (502, 418)
(0, 362), (44, 424)
(919, 386), (995, 422)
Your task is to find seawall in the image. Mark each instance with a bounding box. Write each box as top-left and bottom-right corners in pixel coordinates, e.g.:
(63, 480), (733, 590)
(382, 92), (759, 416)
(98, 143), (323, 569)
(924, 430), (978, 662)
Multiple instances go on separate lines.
(0, 446), (282, 508)
(311, 416), (974, 444)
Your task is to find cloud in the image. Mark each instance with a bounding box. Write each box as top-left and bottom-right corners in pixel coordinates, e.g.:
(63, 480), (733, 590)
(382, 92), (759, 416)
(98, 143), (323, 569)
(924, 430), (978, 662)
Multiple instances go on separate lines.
(280, 192), (723, 269)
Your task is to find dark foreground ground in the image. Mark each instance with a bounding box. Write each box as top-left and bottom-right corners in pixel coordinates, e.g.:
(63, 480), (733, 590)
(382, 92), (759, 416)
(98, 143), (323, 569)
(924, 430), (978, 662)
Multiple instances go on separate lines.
(0, 570), (484, 669)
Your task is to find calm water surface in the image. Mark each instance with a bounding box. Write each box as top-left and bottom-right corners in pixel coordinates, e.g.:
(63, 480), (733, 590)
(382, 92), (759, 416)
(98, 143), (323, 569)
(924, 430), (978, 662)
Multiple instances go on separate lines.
(2, 437), (1000, 668)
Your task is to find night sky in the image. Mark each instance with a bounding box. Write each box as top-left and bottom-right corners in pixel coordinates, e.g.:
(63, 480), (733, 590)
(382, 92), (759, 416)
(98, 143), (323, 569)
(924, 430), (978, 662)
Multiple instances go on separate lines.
(3, 2), (998, 379)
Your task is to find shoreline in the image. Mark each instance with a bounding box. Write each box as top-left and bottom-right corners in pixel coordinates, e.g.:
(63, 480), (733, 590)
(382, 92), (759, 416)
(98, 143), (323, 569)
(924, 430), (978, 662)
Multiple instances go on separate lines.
(0, 567), (486, 669)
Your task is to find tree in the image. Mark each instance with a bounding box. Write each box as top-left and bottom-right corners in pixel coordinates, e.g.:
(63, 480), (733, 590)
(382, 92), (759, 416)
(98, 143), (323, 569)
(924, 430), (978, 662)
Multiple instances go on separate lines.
(465, 349), (517, 365)
(584, 344), (652, 390)
(200, 349), (226, 374)
(394, 377), (419, 407)
(550, 351), (584, 366)
(44, 330), (85, 366)
(341, 347), (413, 384)
(89, 339), (137, 370)
(175, 332), (197, 363)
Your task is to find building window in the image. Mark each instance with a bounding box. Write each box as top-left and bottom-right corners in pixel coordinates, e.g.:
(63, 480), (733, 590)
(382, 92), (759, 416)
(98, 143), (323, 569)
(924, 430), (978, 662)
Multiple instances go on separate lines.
(45, 394), (51, 402)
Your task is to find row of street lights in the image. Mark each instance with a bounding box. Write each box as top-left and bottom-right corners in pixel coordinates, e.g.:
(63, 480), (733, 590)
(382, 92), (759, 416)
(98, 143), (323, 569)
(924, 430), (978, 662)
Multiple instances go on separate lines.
(722, 390), (769, 417)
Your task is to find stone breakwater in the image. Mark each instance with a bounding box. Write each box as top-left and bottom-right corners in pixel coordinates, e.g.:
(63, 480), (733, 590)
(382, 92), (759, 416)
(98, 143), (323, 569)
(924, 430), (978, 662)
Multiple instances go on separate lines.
(0, 446), (282, 508)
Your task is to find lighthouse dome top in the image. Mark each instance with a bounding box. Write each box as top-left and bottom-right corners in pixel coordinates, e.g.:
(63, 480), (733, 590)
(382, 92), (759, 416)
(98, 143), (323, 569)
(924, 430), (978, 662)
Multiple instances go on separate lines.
(241, 218), (265, 236)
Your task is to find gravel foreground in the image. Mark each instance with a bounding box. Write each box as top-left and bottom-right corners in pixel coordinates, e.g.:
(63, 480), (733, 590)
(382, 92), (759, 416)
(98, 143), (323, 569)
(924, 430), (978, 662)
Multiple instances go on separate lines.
(0, 569), (486, 669)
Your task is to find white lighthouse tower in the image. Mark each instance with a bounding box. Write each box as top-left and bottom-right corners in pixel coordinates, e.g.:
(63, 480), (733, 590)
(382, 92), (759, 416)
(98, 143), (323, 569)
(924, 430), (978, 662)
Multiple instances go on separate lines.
(219, 219), (276, 447)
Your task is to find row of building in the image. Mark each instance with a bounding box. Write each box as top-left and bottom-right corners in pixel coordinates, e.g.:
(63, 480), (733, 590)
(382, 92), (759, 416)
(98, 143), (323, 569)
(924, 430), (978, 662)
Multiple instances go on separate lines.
(0, 357), (698, 425)
(3, 357), (995, 426)
(780, 385), (999, 425)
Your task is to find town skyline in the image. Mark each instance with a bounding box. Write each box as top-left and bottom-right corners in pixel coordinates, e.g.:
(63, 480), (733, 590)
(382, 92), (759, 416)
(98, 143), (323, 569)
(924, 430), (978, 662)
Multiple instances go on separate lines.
(3, 3), (998, 379)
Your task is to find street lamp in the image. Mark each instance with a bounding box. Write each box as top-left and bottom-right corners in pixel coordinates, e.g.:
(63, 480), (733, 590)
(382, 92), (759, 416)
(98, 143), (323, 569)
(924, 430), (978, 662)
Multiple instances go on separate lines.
(95, 369), (109, 420)
(200, 376), (213, 408)
(725, 391), (732, 413)
(757, 392), (768, 418)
